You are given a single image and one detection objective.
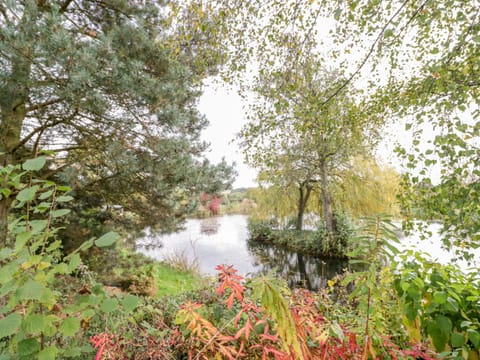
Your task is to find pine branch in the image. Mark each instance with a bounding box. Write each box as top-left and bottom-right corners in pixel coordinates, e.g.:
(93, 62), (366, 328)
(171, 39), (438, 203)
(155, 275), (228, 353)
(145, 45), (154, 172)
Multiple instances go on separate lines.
(25, 98), (64, 113)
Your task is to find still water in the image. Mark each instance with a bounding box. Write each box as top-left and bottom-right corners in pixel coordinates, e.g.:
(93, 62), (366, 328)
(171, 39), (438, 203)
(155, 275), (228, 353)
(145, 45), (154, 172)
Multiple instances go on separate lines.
(136, 215), (348, 290)
(136, 215), (479, 290)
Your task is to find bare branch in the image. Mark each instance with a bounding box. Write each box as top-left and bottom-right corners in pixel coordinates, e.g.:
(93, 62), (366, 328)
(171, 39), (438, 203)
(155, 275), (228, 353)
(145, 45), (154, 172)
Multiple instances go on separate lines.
(321, 0), (411, 106)
(11, 111), (77, 153)
(59, 0), (74, 13)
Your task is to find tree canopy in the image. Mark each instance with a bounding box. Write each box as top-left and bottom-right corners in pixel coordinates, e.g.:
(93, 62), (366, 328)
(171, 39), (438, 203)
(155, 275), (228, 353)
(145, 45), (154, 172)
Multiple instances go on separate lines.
(239, 47), (383, 234)
(0, 0), (235, 245)
(229, 0), (478, 253)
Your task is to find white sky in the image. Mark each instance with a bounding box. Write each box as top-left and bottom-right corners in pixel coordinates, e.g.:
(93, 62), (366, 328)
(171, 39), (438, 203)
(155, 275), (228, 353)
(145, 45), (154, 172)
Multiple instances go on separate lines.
(196, 9), (456, 189)
(198, 82), (445, 190)
(198, 82), (258, 188)
(198, 81), (405, 189)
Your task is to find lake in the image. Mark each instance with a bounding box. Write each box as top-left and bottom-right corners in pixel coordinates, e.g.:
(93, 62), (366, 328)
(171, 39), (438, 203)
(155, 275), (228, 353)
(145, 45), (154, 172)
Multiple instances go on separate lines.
(136, 215), (479, 290)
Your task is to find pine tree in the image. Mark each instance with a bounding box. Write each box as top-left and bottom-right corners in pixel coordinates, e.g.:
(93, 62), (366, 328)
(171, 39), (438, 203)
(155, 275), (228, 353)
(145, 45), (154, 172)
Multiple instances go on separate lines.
(0, 0), (234, 244)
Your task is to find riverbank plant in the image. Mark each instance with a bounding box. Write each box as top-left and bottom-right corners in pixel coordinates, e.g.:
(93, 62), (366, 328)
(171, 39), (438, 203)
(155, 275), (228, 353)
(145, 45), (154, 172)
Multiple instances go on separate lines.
(0, 157), (135, 358)
(247, 212), (355, 258)
(2, 158), (477, 359)
(0, 158), (198, 358)
(393, 253), (480, 358)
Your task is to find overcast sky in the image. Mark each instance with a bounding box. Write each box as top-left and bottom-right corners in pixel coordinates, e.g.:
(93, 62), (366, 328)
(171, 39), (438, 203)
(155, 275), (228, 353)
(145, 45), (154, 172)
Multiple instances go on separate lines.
(198, 82), (258, 189)
(197, 79), (413, 189)
(197, 81), (408, 189)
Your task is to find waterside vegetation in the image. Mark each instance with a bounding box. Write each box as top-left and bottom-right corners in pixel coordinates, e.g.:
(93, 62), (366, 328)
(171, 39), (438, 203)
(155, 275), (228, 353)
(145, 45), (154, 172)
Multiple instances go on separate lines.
(0, 0), (478, 359)
(247, 212), (355, 258)
(1, 165), (478, 359)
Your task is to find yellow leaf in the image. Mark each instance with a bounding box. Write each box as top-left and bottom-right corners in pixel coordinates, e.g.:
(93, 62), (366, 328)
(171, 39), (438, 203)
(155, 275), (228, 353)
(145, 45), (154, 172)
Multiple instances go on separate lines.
(369, 339), (377, 359)
(316, 331), (329, 344)
(38, 261), (51, 270)
(21, 261), (33, 269)
(402, 315), (422, 342)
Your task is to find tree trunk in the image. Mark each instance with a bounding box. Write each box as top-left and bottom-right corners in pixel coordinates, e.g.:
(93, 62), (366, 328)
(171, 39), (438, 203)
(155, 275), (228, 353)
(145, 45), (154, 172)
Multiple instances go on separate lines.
(0, 14), (33, 245)
(0, 198), (13, 246)
(296, 182), (312, 231)
(320, 160), (335, 243)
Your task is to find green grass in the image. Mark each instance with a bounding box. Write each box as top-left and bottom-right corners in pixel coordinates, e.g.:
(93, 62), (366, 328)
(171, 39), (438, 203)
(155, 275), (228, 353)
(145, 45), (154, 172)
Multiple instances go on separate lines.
(153, 263), (204, 297)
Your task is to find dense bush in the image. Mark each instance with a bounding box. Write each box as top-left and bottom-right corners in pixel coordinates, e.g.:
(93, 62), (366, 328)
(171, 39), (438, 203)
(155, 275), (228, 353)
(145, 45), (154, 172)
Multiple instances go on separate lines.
(247, 212), (356, 258)
(394, 253), (480, 357)
(1, 160), (478, 359)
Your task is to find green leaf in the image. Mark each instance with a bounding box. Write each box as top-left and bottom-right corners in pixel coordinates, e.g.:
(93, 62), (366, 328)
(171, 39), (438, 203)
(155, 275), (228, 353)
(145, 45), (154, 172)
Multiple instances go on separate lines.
(428, 326), (447, 351)
(39, 189), (54, 200)
(17, 338), (40, 356)
(467, 329), (480, 349)
(0, 248), (13, 261)
(450, 332), (465, 348)
(56, 195), (74, 203)
(1, 188), (11, 199)
(435, 315), (453, 335)
(22, 157), (46, 171)
(333, 8), (342, 20)
(384, 29), (394, 38)
(95, 231), (120, 247)
(87, 294), (102, 306)
(30, 220), (48, 234)
(43, 315), (59, 337)
(15, 232), (31, 250)
(81, 309), (95, 319)
(77, 239), (94, 252)
(51, 209), (71, 217)
(445, 297), (459, 312)
(57, 186), (71, 192)
(38, 346), (59, 360)
(67, 253), (82, 273)
(121, 294), (140, 312)
(17, 186), (39, 202)
(17, 280), (46, 301)
(22, 314), (48, 334)
(0, 263), (17, 284)
(0, 313), (22, 338)
(63, 346), (82, 358)
(432, 291), (448, 304)
(59, 317), (80, 337)
(0, 282), (16, 297)
(100, 298), (119, 313)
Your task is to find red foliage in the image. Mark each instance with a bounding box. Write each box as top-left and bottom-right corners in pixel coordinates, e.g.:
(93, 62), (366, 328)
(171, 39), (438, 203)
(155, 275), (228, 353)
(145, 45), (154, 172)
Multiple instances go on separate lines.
(90, 332), (113, 360)
(208, 196), (222, 215)
(90, 265), (438, 359)
(199, 192), (210, 205)
(215, 264), (245, 309)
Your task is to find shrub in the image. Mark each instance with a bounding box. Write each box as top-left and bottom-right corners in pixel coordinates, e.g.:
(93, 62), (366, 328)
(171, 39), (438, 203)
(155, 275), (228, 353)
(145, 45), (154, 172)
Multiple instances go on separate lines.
(247, 213), (356, 258)
(0, 157), (141, 359)
(394, 253), (480, 357)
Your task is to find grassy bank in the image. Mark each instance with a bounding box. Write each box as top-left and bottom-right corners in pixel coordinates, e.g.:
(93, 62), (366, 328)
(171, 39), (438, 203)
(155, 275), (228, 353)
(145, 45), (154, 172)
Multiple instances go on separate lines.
(86, 247), (203, 298)
(153, 262), (204, 297)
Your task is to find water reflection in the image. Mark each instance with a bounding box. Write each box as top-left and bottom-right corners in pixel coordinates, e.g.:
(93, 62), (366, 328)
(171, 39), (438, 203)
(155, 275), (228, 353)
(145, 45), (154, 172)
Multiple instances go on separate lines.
(137, 215), (261, 276)
(246, 240), (348, 290)
(136, 216), (480, 293)
(136, 215), (348, 291)
(200, 218), (220, 235)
